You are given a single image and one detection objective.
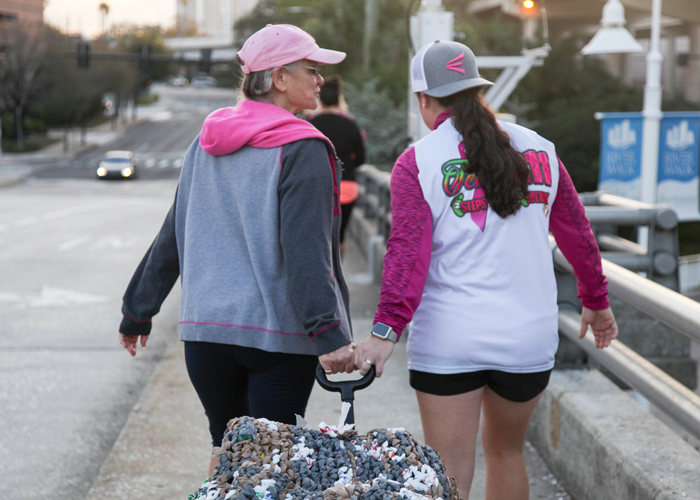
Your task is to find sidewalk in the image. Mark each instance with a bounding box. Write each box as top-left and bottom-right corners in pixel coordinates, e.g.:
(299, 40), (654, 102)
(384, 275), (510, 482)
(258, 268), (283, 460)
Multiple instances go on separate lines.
(84, 235), (570, 500)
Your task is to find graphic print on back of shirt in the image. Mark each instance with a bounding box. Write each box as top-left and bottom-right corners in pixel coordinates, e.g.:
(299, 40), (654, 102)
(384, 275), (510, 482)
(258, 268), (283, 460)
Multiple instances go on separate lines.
(441, 144), (553, 231)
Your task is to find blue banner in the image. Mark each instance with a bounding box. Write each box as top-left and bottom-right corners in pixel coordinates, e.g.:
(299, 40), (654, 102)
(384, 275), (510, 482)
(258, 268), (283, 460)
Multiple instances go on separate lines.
(658, 114), (700, 182)
(657, 113), (700, 219)
(598, 113), (644, 201)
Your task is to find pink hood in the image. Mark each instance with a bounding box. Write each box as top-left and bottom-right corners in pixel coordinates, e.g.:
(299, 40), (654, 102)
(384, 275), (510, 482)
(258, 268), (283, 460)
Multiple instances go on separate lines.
(200, 100), (331, 156)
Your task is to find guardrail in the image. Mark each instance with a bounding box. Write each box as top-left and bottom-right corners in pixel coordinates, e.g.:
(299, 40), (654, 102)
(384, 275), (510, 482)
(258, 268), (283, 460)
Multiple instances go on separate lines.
(356, 164), (700, 441)
(553, 239), (700, 439)
(578, 192), (679, 291)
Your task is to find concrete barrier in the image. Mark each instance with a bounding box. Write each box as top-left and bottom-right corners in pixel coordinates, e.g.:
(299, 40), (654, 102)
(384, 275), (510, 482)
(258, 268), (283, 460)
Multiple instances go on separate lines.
(528, 369), (700, 500)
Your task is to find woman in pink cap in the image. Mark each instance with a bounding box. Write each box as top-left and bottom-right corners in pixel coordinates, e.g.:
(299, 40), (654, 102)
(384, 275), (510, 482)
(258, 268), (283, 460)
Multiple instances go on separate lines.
(118, 24), (356, 475)
(354, 41), (618, 500)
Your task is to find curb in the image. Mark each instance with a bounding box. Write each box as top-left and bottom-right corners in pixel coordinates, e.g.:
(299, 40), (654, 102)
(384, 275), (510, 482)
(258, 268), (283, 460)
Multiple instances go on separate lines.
(527, 369), (700, 499)
(0, 177), (25, 189)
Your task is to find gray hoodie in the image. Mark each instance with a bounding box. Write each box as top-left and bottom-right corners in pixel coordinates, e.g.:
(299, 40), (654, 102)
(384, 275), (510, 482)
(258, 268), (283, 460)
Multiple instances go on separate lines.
(119, 100), (352, 356)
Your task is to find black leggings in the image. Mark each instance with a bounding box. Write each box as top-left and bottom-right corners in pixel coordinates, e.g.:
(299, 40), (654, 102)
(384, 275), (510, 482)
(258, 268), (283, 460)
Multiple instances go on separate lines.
(184, 341), (318, 446)
(340, 201), (356, 243)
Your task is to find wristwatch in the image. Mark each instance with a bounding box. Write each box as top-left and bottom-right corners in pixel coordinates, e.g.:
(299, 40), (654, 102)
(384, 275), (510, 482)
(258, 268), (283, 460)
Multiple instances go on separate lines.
(371, 322), (398, 343)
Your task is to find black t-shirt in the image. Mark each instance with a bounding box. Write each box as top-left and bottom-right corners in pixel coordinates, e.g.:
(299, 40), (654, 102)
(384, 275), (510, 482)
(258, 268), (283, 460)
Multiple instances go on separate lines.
(309, 113), (365, 182)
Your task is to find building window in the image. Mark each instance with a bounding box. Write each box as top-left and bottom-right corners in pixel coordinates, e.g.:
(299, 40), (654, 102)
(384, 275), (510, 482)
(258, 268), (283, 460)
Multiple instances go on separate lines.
(0, 12), (18, 24)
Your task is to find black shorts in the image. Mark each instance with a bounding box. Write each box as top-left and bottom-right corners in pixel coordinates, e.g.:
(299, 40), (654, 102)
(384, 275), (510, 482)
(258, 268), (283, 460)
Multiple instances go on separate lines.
(409, 368), (551, 403)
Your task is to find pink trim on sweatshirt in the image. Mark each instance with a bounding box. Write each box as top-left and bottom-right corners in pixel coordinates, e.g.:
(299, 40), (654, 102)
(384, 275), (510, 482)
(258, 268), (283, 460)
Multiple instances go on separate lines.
(549, 157), (609, 310)
(179, 320), (307, 336)
(374, 147), (433, 337)
(312, 321), (341, 339)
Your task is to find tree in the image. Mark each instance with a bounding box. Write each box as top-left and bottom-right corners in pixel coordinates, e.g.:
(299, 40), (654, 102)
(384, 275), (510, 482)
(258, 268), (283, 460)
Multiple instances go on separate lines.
(34, 27), (134, 131)
(109, 24), (175, 86)
(0, 22), (48, 149)
(99, 3), (110, 34)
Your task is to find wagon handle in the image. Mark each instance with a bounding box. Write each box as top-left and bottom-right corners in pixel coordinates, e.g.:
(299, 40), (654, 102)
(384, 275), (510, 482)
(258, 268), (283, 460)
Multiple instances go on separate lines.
(315, 363), (376, 426)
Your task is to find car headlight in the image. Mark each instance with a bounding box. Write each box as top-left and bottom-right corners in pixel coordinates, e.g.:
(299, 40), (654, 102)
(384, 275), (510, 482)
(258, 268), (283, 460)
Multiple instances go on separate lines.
(97, 167), (107, 177)
(121, 168), (133, 177)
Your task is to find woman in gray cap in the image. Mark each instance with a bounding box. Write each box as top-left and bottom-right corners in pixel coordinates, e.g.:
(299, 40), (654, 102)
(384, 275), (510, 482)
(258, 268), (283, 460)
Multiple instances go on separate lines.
(354, 41), (618, 499)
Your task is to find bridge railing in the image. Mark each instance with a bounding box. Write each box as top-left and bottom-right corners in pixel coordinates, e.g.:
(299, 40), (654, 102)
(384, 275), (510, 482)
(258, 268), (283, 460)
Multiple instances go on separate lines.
(356, 164), (700, 441)
(553, 240), (700, 440)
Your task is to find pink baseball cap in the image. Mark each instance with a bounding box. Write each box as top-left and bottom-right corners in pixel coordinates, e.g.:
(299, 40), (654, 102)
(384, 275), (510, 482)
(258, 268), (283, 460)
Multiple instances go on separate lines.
(237, 24), (346, 74)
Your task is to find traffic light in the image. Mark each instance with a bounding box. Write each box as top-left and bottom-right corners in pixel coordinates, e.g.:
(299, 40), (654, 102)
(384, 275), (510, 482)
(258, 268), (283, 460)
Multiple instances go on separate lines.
(200, 48), (212, 74)
(77, 41), (90, 68)
(522, 0), (535, 9)
(139, 44), (151, 73)
(521, 0), (538, 17)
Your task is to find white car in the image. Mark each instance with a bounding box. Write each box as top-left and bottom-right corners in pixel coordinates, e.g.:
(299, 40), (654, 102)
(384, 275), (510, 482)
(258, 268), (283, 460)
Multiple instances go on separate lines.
(96, 151), (138, 180)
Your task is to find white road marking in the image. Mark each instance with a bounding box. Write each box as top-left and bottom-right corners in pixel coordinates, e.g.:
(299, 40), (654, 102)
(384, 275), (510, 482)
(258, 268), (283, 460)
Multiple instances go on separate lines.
(158, 159), (170, 168)
(14, 217), (39, 227)
(0, 292), (22, 303)
(173, 158), (183, 168)
(1, 202), (114, 233)
(0, 286), (110, 308)
(57, 235), (92, 251)
(88, 236), (138, 251)
(145, 159), (156, 168)
(41, 202), (113, 221)
(150, 111), (173, 122)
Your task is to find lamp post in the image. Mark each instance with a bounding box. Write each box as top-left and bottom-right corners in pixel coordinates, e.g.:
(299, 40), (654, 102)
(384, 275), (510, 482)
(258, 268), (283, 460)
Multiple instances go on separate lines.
(583, 0), (663, 247)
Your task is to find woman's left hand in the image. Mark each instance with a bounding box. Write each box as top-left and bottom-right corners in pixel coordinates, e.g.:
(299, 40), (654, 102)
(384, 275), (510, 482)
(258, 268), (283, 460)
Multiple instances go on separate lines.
(579, 306), (618, 349)
(119, 333), (148, 356)
(354, 335), (395, 377)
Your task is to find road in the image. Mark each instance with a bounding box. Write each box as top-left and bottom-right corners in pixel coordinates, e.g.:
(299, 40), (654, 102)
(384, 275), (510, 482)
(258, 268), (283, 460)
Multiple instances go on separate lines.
(0, 86), (236, 499)
(31, 85), (238, 181)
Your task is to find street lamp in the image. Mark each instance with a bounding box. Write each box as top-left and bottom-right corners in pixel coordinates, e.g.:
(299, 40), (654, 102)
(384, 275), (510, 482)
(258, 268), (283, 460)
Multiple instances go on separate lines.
(581, 0), (643, 55)
(583, 0), (664, 247)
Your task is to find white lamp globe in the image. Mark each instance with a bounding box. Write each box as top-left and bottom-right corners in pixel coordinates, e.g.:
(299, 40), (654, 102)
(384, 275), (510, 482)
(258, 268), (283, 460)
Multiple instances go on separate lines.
(582, 0), (643, 55)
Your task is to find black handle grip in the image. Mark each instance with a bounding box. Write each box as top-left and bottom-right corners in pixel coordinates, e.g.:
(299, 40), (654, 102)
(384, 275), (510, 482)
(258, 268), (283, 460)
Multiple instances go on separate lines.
(315, 363), (376, 426)
(315, 363), (376, 401)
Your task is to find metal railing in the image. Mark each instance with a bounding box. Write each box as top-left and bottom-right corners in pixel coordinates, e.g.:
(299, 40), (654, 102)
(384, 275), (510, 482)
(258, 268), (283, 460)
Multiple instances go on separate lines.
(553, 239), (700, 439)
(356, 164), (700, 440)
(578, 192), (680, 290)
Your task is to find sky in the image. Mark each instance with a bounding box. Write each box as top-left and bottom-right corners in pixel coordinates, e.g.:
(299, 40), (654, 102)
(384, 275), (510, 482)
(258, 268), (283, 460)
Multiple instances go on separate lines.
(44, 0), (177, 38)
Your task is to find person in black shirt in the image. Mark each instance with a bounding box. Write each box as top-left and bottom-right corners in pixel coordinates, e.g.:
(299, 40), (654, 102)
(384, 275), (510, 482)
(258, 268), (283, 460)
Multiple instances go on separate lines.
(309, 76), (366, 258)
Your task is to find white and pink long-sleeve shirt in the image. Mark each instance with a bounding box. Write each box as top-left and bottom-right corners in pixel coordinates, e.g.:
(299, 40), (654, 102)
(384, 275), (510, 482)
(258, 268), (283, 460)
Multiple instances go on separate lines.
(375, 115), (609, 374)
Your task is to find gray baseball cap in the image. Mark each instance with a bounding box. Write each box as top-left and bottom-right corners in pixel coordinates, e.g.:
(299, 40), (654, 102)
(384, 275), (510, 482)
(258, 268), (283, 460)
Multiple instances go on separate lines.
(411, 40), (493, 97)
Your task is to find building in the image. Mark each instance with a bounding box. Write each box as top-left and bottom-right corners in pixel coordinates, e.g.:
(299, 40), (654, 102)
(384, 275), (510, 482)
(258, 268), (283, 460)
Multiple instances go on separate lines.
(175, 0), (258, 44)
(467, 0), (700, 104)
(0, 0), (43, 38)
(0, 0), (43, 26)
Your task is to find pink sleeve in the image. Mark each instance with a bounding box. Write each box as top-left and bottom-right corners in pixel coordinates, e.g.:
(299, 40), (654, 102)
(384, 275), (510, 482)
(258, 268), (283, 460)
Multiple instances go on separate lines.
(374, 147), (432, 338)
(549, 158), (610, 310)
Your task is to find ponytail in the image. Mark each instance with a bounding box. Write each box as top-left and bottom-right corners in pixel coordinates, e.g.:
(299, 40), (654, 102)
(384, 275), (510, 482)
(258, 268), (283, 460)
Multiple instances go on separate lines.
(437, 89), (529, 218)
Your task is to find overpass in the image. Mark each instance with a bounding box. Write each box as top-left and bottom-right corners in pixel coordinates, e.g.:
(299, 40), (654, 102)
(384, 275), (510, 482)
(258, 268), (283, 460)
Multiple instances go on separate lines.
(352, 164), (700, 499)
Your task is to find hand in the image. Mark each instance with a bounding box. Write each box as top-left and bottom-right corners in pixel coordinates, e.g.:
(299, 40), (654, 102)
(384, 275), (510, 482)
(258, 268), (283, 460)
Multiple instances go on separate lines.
(354, 335), (395, 377)
(579, 307), (618, 349)
(319, 343), (356, 375)
(119, 333), (148, 356)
